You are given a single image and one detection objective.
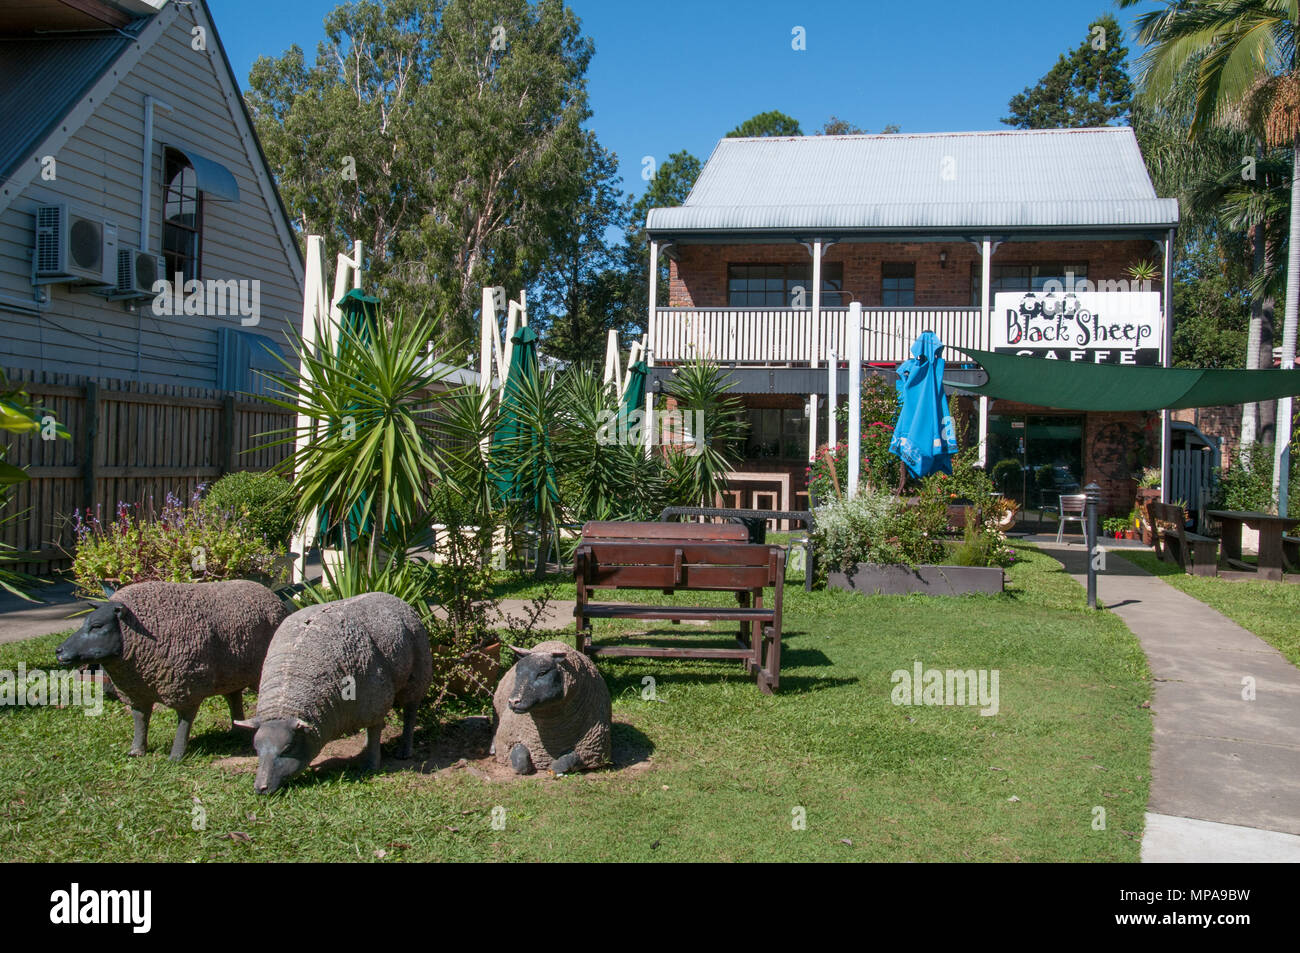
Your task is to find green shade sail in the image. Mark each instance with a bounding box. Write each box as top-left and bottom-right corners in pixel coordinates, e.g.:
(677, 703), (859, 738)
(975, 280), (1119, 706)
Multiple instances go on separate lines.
(949, 348), (1300, 411)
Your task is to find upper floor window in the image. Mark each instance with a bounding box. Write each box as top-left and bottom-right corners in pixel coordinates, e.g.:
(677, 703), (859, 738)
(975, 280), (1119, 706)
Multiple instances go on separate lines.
(162, 148), (203, 282)
(727, 262), (844, 307)
(881, 262), (915, 306)
(970, 262), (1088, 303)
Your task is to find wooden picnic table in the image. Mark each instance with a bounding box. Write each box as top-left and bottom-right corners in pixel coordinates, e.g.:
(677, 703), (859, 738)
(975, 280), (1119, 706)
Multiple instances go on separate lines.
(659, 505), (817, 592)
(574, 521), (786, 693)
(1206, 510), (1300, 582)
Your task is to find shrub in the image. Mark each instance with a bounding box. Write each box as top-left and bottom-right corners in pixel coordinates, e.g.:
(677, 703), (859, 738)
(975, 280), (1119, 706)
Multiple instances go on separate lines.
(813, 488), (947, 577)
(201, 470), (297, 548)
(1211, 442), (1275, 514)
(948, 510), (1016, 568)
(72, 492), (282, 597)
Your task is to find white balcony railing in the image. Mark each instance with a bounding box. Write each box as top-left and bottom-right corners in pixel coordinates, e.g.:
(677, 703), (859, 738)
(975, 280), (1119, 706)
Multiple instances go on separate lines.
(650, 307), (988, 365)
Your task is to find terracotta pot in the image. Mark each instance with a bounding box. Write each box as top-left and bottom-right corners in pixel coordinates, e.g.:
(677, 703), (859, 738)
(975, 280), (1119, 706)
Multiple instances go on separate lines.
(1135, 489), (1161, 545)
(431, 641), (501, 698)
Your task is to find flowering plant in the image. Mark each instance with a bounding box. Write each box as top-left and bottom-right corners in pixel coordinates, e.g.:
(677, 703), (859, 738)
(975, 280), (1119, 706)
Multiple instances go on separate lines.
(71, 487), (283, 597)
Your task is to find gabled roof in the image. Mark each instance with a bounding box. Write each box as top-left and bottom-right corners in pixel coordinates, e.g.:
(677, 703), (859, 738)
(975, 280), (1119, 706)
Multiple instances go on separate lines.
(0, 0), (303, 273)
(646, 127), (1179, 236)
(0, 17), (149, 183)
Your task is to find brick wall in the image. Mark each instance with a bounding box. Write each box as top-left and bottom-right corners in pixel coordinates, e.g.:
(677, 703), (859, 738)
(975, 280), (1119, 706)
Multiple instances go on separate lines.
(668, 239), (1157, 308)
(1173, 405), (1242, 464)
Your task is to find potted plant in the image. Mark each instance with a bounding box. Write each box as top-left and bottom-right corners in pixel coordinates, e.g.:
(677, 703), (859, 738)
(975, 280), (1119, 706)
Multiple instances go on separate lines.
(1135, 467), (1162, 544)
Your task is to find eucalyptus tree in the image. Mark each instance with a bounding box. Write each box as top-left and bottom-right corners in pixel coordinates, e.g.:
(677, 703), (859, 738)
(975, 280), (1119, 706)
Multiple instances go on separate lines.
(1119, 0), (1300, 509)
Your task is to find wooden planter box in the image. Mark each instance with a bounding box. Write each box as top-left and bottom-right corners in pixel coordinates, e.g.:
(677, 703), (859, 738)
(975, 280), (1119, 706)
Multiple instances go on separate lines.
(828, 563), (1004, 596)
(1136, 488), (1161, 545)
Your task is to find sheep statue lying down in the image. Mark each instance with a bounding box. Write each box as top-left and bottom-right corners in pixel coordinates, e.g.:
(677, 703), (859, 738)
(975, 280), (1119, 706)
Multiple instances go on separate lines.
(54, 580), (287, 759)
(239, 592), (433, 795)
(492, 641), (612, 775)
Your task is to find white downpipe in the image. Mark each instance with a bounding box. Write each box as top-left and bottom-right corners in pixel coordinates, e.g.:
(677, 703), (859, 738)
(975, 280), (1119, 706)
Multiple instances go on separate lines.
(807, 393), (818, 464)
(847, 302), (862, 498)
(978, 238), (991, 468)
(810, 240), (822, 369)
(139, 96), (172, 251)
(645, 240), (659, 457)
(827, 349), (837, 451)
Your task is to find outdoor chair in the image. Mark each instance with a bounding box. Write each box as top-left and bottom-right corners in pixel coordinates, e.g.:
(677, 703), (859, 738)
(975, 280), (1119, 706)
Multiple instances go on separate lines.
(1055, 493), (1087, 543)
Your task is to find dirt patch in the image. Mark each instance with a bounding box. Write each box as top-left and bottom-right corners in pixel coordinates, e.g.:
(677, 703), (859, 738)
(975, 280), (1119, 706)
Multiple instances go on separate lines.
(213, 715), (654, 784)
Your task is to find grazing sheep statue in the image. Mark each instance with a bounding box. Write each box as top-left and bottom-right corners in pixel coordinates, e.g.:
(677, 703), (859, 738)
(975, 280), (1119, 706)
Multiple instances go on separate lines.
(54, 580), (287, 760)
(239, 592), (433, 795)
(491, 640), (611, 775)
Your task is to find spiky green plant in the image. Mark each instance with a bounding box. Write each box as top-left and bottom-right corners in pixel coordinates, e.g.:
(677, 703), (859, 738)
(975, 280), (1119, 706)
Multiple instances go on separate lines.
(260, 307), (456, 574)
(661, 359), (747, 507)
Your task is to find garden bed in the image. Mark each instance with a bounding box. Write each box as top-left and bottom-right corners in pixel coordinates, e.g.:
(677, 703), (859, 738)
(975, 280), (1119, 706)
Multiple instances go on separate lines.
(828, 563), (1004, 596)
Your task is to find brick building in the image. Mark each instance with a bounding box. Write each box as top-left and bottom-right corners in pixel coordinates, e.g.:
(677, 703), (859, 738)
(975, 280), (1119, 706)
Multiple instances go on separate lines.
(642, 127), (1178, 521)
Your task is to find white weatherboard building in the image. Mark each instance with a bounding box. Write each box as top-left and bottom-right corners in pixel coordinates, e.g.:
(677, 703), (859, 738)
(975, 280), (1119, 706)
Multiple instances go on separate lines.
(0, 0), (303, 394)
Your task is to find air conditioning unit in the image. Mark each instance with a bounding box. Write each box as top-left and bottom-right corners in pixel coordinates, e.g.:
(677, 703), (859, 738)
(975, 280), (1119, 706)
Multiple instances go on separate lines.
(115, 246), (166, 297)
(34, 204), (116, 284)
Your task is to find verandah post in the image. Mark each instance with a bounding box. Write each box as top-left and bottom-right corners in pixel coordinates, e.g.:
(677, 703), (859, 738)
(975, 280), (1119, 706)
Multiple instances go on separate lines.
(847, 302), (862, 498)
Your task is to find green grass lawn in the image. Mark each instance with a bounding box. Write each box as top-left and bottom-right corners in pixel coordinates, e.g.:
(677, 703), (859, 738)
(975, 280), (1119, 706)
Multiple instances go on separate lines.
(1119, 550), (1300, 668)
(0, 547), (1151, 862)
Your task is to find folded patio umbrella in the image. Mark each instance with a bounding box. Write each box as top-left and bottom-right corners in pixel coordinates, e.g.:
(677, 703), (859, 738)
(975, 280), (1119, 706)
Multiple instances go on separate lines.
(890, 331), (958, 478)
(619, 358), (647, 424)
(490, 324), (559, 514)
(947, 347), (1300, 411)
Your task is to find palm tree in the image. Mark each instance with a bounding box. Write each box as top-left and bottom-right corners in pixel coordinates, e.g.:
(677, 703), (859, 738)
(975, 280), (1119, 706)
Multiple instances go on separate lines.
(1119, 0), (1300, 512)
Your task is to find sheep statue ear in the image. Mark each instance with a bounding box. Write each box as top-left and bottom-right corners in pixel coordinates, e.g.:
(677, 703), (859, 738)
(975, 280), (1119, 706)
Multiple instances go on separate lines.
(507, 645), (533, 658)
(233, 718), (259, 730)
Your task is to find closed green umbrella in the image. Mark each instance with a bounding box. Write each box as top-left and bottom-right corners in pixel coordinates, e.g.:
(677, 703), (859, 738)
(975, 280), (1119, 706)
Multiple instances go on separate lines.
(490, 324), (559, 514)
(329, 288), (380, 546)
(619, 359), (647, 433)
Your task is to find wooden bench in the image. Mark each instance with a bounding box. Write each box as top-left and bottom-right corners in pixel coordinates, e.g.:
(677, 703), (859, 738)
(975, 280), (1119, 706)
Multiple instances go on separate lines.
(574, 522), (785, 693)
(1146, 501), (1218, 577)
(1284, 534), (1300, 573)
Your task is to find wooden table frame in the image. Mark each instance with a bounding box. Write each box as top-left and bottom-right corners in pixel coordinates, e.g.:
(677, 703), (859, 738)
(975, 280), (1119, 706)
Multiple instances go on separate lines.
(1207, 510), (1300, 582)
(574, 522), (785, 693)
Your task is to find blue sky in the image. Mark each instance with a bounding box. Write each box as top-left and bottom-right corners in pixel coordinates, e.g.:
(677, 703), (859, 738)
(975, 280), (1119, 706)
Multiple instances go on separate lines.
(209, 0), (1164, 203)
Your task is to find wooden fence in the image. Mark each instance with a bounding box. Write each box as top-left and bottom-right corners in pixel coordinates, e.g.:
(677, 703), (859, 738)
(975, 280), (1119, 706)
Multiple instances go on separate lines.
(1, 368), (294, 573)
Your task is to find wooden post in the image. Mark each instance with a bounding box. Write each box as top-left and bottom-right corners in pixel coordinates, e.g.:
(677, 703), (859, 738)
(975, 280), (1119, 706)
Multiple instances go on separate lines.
(81, 381), (98, 512)
(220, 394), (236, 474)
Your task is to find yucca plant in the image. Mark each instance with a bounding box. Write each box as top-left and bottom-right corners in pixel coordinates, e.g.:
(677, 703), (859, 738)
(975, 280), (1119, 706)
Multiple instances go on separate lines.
(661, 358), (747, 507)
(261, 306), (456, 575)
(557, 367), (667, 521)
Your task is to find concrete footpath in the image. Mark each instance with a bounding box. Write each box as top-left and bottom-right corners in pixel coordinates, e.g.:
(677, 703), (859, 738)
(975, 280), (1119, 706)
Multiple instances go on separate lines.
(1041, 541), (1300, 862)
(0, 581), (93, 644)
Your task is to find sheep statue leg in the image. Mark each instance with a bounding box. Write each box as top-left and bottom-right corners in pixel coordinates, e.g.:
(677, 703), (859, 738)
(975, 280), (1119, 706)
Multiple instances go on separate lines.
(129, 705), (152, 756)
(225, 691), (246, 725)
(364, 726), (383, 771)
(549, 750), (582, 776)
(170, 705), (199, 761)
(397, 704), (418, 760)
(509, 743), (534, 775)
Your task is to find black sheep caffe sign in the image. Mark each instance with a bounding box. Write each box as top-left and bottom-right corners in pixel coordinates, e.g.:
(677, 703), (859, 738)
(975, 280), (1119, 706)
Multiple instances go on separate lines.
(993, 291), (1162, 365)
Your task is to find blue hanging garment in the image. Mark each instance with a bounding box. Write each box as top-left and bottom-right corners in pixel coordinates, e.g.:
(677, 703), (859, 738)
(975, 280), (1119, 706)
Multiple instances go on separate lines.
(889, 331), (958, 478)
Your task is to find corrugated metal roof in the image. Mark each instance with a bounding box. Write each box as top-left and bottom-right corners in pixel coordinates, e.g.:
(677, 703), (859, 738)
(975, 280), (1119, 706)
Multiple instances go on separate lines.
(646, 128), (1179, 234)
(0, 19), (148, 183)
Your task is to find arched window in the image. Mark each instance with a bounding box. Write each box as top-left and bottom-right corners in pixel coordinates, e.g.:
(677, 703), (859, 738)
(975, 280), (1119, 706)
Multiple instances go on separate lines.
(162, 147), (202, 282)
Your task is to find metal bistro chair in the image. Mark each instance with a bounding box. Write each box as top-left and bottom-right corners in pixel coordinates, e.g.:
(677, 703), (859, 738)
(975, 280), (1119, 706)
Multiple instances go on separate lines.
(1055, 493), (1088, 543)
